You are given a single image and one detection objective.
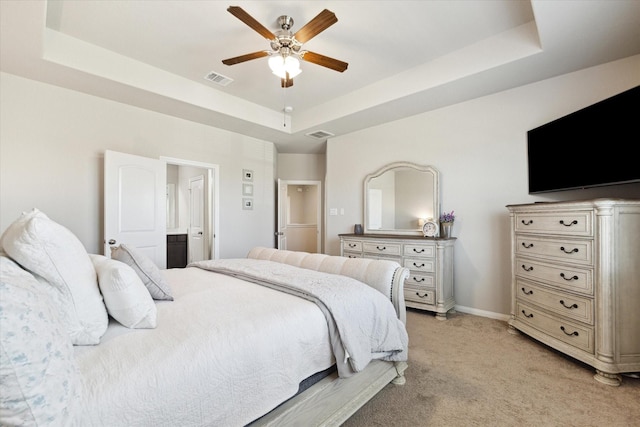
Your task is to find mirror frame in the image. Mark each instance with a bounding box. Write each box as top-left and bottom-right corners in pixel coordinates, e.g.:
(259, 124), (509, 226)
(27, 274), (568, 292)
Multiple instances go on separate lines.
(363, 162), (440, 235)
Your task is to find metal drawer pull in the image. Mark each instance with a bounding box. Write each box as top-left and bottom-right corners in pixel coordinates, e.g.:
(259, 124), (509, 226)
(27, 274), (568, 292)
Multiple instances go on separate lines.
(559, 300), (578, 309)
(412, 248), (425, 253)
(521, 310), (533, 318)
(348, 243), (357, 248)
(522, 242), (534, 249)
(560, 326), (579, 336)
(521, 264), (533, 272)
(521, 287), (533, 295)
(415, 292), (429, 299)
(521, 219), (533, 225)
(560, 246), (579, 254)
(348, 255), (357, 259)
(413, 262), (425, 268)
(559, 220), (578, 227)
(560, 273), (579, 281)
(412, 277), (425, 282)
(376, 246), (386, 251)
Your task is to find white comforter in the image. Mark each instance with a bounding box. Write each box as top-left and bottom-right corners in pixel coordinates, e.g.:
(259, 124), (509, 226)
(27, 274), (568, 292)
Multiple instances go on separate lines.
(74, 267), (335, 427)
(190, 258), (409, 377)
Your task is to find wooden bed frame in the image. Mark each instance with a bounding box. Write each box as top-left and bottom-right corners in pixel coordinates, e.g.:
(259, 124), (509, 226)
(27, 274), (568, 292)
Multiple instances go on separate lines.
(246, 247), (409, 426)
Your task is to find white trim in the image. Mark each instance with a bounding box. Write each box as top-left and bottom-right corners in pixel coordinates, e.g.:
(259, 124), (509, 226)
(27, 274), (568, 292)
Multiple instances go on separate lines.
(454, 305), (510, 322)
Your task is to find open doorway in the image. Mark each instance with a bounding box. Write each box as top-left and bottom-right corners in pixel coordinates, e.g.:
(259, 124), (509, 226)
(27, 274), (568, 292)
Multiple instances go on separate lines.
(163, 157), (219, 263)
(277, 179), (322, 253)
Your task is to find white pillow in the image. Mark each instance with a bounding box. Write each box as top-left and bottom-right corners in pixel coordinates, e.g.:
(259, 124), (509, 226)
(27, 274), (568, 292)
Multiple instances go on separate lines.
(89, 254), (157, 329)
(110, 244), (173, 301)
(0, 208), (108, 345)
(0, 256), (81, 426)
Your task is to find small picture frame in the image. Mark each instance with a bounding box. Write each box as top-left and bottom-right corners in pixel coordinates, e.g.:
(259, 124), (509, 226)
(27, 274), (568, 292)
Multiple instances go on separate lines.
(242, 169), (254, 182)
(242, 198), (253, 210)
(242, 183), (253, 196)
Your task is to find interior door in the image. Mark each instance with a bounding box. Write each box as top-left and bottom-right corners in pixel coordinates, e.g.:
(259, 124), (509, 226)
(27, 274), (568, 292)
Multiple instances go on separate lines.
(276, 179), (287, 249)
(104, 150), (167, 268)
(188, 174), (205, 263)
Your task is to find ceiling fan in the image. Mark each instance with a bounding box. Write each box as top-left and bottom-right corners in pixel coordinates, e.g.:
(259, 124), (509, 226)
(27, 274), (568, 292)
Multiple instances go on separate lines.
(222, 6), (348, 88)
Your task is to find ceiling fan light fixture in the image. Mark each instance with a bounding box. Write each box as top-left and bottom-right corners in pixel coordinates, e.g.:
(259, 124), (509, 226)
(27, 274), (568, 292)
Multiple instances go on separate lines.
(269, 55), (301, 79)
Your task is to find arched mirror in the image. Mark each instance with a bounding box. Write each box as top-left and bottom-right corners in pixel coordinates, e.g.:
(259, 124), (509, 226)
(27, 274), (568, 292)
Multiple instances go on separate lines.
(364, 162), (440, 235)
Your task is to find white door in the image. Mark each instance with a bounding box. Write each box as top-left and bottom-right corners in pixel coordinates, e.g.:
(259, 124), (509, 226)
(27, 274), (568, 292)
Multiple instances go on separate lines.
(276, 179), (287, 249)
(189, 175), (205, 263)
(104, 150), (167, 268)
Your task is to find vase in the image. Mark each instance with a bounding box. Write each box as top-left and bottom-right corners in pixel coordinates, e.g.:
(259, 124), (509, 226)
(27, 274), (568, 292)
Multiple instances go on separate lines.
(440, 222), (453, 238)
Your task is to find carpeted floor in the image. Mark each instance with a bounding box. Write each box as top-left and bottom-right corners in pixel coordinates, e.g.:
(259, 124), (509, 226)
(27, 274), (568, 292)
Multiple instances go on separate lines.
(343, 309), (640, 426)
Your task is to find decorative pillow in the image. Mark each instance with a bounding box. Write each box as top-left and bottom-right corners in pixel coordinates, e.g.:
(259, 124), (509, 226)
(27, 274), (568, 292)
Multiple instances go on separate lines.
(110, 244), (173, 301)
(0, 208), (108, 345)
(89, 254), (157, 328)
(0, 256), (81, 426)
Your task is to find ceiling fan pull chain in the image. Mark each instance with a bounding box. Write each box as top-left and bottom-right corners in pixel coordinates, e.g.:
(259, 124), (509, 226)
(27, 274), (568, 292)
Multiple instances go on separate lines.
(282, 84), (287, 127)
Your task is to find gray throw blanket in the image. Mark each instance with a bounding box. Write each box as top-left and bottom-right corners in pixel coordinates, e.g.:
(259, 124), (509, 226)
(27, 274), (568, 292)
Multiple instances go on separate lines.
(189, 258), (408, 377)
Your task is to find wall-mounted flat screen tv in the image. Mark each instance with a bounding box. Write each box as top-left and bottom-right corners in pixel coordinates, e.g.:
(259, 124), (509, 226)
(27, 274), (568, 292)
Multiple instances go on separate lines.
(527, 85), (639, 194)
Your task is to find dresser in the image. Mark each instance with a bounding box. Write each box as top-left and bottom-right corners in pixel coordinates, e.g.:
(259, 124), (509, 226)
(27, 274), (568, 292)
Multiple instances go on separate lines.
(506, 199), (640, 385)
(339, 234), (455, 319)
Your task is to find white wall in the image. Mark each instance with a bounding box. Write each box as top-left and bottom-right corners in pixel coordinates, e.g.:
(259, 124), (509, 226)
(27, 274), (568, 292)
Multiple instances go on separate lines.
(0, 72), (276, 259)
(325, 55), (640, 318)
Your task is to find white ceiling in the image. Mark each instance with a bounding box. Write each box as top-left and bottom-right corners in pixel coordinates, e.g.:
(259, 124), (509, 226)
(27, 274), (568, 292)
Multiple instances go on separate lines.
(2, 1), (639, 153)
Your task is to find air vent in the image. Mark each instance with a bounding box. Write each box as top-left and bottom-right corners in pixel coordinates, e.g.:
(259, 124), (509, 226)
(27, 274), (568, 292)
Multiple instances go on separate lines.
(305, 130), (335, 139)
(204, 71), (233, 86)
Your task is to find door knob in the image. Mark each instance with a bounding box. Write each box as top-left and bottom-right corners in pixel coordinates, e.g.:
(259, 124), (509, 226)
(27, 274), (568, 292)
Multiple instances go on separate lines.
(108, 239), (116, 245)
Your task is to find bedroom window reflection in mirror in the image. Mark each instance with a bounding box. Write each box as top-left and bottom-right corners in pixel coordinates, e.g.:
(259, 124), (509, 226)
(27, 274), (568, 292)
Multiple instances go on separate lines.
(364, 162), (439, 235)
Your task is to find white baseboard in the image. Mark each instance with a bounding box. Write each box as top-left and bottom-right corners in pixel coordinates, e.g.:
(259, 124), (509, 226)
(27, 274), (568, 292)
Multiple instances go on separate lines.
(454, 305), (510, 322)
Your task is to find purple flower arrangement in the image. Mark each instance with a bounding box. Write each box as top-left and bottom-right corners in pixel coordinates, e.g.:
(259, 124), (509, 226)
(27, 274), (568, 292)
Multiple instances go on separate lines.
(439, 211), (455, 223)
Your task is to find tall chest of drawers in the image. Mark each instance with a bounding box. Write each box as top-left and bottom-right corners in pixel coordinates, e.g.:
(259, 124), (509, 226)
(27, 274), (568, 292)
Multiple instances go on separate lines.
(506, 199), (640, 385)
(339, 234), (455, 319)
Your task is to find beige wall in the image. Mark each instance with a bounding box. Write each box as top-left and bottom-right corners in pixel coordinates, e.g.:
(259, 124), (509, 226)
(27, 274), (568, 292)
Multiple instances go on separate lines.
(325, 55), (640, 319)
(0, 72), (276, 259)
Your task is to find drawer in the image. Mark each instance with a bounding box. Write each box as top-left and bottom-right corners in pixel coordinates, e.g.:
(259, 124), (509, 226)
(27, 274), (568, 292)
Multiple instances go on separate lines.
(362, 242), (402, 256)
(405, 273), (435, 287)
(405, 285), (435, 305)
(514, 210), (593, 237)
(343, 252), (362, 259)
(515, 236), (593, 266)
(404, 258), (435, 273)
(516, 302), (594, 353)
(342, 240), (362, 252)
(515, 257), (593, 295)
(516, 279), (594, 324)
(403, 244), (435, 258)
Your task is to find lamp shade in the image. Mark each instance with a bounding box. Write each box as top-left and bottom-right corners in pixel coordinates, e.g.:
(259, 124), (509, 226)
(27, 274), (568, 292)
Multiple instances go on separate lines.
(268, 55), (301, 79)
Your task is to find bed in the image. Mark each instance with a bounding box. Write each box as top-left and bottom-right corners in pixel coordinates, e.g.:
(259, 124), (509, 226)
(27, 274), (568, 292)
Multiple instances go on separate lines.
(0, 209), (409, 426)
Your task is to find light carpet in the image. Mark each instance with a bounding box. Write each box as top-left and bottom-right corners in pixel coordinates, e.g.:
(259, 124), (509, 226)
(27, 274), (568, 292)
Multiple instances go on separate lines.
(343, 309), (639, 426)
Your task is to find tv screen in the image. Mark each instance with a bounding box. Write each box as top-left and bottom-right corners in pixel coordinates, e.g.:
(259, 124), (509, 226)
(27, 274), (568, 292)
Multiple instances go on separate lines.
(527, 85), (640, 194)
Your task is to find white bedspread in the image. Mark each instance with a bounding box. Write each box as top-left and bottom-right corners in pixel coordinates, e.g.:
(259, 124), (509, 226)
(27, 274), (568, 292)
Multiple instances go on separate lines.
(190, 259), (409, 378)
(74, 267), (334, 427)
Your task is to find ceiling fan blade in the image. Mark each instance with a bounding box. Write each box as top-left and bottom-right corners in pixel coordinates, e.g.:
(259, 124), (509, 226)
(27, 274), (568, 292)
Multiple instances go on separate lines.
(222, 51), (269, 66)
(293, 9), (338, 43)
(227, 6), (275, 40)
(300, 51), (348, 72)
